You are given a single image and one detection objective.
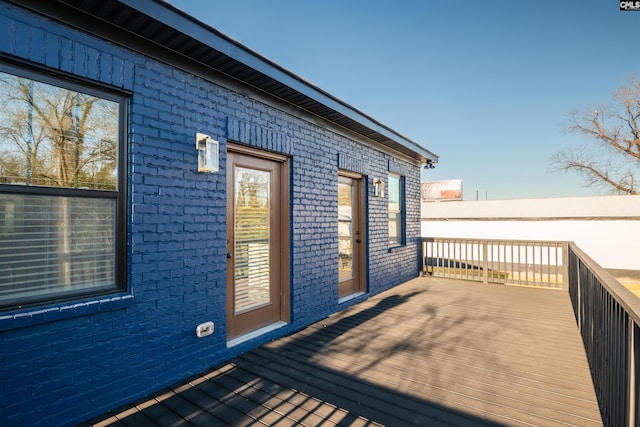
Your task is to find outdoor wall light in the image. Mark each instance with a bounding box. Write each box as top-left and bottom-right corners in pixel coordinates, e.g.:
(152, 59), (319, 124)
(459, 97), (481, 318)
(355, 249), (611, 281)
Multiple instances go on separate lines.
(373, 178), (385, 198)
(196, 132), (219, 173)
(424, 159), (436, 170)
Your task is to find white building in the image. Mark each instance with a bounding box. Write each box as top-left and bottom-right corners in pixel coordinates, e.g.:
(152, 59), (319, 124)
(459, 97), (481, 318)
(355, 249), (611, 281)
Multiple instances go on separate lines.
(421, 195), (640, 272)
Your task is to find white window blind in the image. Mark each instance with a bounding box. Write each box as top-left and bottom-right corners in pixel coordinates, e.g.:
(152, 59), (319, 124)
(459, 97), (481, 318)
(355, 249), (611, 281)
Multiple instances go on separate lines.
(234, 167), (271, 313)
(0, 194), (116, 304)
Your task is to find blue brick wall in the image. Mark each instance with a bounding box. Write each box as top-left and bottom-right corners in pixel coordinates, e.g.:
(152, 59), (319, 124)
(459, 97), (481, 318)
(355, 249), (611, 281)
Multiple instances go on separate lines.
(0, 3), (423, 426)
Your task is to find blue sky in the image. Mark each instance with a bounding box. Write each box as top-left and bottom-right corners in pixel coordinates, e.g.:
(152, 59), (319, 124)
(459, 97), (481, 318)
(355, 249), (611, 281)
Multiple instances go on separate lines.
(169, 0), (640, 200)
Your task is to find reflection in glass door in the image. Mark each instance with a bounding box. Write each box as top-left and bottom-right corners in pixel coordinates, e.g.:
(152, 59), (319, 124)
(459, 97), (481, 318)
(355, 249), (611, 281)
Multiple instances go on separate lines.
(338, 179), (354, 283)
(234, 167), (271, 313)
(227, 147), (289, 340)
(338, 174), (365, 298)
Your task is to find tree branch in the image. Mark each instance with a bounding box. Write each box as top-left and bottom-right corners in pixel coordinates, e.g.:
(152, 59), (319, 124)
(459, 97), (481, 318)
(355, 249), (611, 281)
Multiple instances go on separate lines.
(564, 160), (637, 194)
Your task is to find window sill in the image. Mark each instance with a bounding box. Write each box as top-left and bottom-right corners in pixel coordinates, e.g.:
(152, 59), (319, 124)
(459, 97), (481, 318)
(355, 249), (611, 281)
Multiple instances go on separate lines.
(0, 293), (134, 332)
(388, 244), (406, 253)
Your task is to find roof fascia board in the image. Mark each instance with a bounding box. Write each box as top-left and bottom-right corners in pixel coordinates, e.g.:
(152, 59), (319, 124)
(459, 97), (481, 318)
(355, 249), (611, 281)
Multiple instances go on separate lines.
(120, 0), (438, 162)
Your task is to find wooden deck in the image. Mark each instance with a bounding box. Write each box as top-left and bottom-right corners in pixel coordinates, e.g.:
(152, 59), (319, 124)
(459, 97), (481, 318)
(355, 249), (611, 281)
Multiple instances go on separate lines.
(83, 277), (602, 426)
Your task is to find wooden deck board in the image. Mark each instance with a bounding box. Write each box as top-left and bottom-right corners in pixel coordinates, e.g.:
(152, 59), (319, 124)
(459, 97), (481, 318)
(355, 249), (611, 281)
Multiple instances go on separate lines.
(82, 277), (602, 426)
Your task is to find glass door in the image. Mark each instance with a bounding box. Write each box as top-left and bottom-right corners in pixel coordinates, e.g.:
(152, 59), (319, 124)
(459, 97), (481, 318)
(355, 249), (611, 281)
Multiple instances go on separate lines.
(338, 174), (365, 298)
(226, 147), (289, 339)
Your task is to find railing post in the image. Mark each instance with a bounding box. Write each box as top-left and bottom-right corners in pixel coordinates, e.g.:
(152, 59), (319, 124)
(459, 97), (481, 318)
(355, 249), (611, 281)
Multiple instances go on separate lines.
(562, 242), (569, 292)
(629, 317), (636, 427)
(420, 237), (427, 276)
(576, 253), (582, 332)
(482, 241), (488, 284)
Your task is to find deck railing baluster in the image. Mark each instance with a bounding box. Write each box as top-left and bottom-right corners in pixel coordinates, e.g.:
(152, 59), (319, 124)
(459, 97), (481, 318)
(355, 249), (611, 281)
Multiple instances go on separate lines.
(566, 243), (640, 427)
(422, 237), (568, 290)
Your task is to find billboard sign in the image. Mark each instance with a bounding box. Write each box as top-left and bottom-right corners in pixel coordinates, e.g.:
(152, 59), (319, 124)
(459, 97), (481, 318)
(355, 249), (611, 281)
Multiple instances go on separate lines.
(421, 179), (463, 202)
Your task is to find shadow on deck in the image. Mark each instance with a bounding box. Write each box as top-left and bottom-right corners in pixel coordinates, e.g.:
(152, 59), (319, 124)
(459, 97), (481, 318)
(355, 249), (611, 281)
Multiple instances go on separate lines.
(82, 277), (602, 426)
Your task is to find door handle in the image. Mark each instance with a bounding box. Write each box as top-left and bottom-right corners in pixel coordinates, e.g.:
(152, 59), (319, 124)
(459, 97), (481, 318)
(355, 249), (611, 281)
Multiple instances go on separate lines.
(356, 239), (362, 243)
(227, 252), (233, 259)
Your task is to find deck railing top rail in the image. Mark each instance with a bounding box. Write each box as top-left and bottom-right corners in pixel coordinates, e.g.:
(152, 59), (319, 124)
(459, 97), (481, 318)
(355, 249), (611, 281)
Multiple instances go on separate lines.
(421, 236), (569, 245)
(568, 241), (640, 325)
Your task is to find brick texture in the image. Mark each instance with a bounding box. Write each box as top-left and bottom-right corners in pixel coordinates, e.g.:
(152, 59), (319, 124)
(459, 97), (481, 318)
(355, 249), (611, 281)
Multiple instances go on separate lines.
(0, 3), (423, 426)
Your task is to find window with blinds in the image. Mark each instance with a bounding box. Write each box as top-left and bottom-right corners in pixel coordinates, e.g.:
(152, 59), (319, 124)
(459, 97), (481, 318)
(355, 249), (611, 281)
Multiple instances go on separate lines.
(0, 62), (126, 309)
(388, 173), (405, 246)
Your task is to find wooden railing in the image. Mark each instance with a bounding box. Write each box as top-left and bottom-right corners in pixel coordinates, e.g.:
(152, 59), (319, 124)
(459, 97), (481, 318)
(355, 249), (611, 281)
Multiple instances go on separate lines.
(421, 237), (567, 290)
(421, 237), (640, 426)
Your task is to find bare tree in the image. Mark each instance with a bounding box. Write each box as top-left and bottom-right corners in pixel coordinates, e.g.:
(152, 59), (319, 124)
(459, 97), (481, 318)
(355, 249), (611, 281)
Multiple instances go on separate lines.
(551, 76), (640, 195)
(0, 75), (117, 189)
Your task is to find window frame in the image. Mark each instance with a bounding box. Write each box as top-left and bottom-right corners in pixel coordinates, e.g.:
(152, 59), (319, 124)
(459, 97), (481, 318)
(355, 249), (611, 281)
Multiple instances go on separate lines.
(388, 172), (405, 247)
(0, 59), (128, 311)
